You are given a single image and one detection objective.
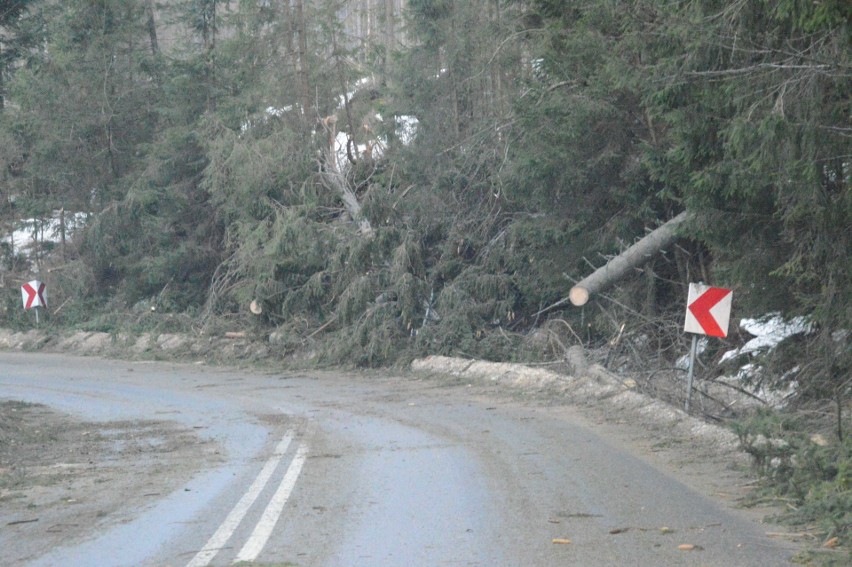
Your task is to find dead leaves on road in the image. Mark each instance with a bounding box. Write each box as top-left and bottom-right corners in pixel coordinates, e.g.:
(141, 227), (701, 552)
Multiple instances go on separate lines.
(551, 524), (706, 553)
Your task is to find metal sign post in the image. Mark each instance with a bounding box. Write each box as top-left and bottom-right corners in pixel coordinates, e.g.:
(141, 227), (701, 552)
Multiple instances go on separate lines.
(683, 283), (733, 413)
(685, 334), (698, 412)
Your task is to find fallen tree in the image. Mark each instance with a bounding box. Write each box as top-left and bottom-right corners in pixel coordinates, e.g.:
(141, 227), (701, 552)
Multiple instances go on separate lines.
(569, 211), (690, 306)
(318, 115), (373, 236)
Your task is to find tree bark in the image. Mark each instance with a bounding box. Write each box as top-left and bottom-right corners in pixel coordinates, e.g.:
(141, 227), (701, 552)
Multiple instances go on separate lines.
(321, 167), (373, 235)
(384, 0), (395, 63)
(200, 0), (217, 112)
(294, 0), (311, 116)
(144, 0), (159, 56)
(569, 211), (690, 306)
(318, 118), (373, 236)
(60, 208), (66, 260)
(0, 41), (4, 110)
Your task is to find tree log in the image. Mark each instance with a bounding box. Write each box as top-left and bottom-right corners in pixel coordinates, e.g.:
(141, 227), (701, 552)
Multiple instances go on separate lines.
(569, 211), (690, 306)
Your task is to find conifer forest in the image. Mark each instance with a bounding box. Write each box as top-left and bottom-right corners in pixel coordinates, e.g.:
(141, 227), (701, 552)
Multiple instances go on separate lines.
(0, 0), (850, 548)
(0, 1), (848, 390)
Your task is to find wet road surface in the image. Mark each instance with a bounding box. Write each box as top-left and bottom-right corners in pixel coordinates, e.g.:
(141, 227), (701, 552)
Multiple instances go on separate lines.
(0, 353), (800, 566)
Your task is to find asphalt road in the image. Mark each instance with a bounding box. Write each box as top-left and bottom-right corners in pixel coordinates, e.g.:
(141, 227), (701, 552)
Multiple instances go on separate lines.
(1, 352), (800, 566)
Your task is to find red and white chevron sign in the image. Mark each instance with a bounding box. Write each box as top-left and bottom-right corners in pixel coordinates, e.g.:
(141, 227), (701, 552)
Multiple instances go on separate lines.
(684, 283), (732, 338)
(21, 280), (47, 310)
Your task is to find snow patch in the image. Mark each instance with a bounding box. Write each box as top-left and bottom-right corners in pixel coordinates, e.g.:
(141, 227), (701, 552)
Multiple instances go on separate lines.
(705, 313), (812, 408)
(675, 337), (707, 370)
(8, 212), (88, 258)
(396, 115), (418, 145)
(721, 313), (812, 363)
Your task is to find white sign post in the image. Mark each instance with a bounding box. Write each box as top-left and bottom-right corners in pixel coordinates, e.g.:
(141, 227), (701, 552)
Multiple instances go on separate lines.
(21, 280), (47, 325)
(683, 283), (732, 412)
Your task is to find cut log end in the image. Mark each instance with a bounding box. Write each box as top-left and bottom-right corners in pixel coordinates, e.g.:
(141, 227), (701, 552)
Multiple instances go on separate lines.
(568, 211), (690, 307)
(569, 286), (589, 306)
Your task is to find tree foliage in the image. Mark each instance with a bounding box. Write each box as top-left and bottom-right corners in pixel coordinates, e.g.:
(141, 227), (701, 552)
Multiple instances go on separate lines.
(643, 0), (851, 399)
(0, 1), (847, 397)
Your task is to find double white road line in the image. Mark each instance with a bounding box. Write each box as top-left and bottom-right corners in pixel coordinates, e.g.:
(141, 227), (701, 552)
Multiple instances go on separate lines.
(186, 431), (309, 567)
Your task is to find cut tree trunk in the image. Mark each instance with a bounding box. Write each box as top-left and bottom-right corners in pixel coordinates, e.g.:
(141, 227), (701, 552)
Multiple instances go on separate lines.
(569, 211), (690, 306)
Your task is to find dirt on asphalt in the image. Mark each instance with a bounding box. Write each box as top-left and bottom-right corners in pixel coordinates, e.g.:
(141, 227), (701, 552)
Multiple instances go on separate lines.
(0, 400), (220, 563)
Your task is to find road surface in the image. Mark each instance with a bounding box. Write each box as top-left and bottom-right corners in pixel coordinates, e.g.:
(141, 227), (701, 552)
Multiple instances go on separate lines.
(0, 352), (799, 566)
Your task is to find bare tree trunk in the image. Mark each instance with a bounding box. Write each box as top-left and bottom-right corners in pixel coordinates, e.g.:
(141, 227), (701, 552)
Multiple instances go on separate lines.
(318, 118), (372, 236)
(0, 42), (4, 110)
(282, 0), (294, 55)
(294, 0), (312, 116)
(200, 0), (217, 112)
(60, 208), (67, 260)
(336, 175), (373, 235)
(569, 211), (690, 306)
(385, 0), (395, 49)
(7, 194), (14, 260)
(321, 167), (373, 235)
(144, 0), (159, 56)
